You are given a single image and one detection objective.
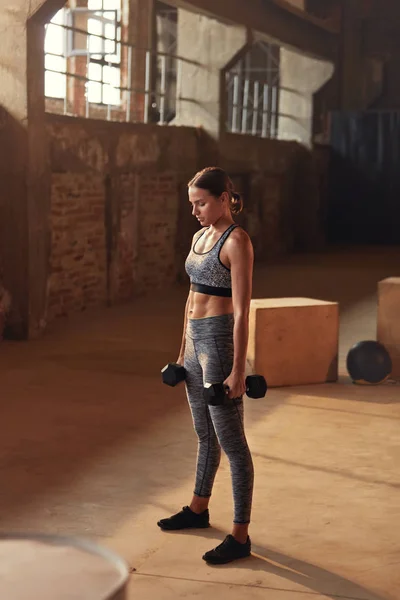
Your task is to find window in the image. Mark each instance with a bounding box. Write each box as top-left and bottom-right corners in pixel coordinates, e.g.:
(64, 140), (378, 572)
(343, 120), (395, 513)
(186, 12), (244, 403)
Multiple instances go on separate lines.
(86, 0), (121, 105)
(44, 0), (122, 109)
(226, 41), (280, 138)
(45, 8), (67, 99)
(44, 0), (189, 124)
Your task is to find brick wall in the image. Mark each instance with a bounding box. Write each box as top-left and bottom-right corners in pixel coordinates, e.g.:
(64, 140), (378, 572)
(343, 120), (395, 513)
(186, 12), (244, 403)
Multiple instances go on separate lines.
(116, 173), (139, 301)
(137, 173), (179, 291)
(45, 114), (322, 324)
(48, 173), (107, 320)
(218, 132), (323, 258)
(47, 169), (183, 319)
(45, 116), (201, 322)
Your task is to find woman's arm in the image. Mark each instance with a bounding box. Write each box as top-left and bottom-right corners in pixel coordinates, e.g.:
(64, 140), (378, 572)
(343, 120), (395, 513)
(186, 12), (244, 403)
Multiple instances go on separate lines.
(177, 292), (191, 364)
(224, 229), (254, 398)
(177, 230), (202, 363)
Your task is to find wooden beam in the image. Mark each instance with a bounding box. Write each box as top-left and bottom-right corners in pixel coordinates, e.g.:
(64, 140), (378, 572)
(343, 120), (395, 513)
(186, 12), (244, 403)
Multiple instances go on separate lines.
(173, 0), (338, 61)
(29, 0), (68, 24)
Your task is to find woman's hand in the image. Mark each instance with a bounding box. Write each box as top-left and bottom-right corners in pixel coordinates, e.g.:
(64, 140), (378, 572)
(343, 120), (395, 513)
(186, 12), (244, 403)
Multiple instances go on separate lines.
(176, 355), (185, 367)
(223, 371), (246, 400)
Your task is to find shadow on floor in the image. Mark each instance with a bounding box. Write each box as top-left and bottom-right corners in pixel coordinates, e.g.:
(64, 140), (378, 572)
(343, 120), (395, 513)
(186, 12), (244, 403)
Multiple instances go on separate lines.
(245, 544), (385, 600)
(251, 452), (400, 491)
(137, 525), (387, 600)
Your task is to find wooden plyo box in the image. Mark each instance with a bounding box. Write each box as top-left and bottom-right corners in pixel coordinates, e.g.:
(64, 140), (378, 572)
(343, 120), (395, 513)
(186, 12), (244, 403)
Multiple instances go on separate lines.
(377, 277), (400, 380)
(247, 298), (339, 388)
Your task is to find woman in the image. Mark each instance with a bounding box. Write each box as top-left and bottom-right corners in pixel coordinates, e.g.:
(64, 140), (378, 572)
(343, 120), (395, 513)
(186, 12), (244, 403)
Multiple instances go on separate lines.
(157, 167), (255, 565)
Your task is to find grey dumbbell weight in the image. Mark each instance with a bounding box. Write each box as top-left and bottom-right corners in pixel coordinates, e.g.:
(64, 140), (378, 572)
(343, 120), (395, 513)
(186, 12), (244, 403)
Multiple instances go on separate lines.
(203, 375), (267, 406)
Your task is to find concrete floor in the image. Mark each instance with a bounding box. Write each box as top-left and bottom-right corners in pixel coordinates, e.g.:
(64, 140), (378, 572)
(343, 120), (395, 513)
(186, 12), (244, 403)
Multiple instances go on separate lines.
(1, 246), (400, 600)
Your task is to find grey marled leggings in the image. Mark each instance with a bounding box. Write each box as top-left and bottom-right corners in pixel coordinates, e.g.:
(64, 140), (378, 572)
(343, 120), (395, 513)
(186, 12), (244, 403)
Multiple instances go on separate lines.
(184, 313), (254, 524)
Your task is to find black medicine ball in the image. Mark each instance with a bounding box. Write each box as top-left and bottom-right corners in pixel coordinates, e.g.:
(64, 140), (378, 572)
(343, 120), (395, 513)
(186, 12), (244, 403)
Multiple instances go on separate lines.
(346, 340), (392, 385)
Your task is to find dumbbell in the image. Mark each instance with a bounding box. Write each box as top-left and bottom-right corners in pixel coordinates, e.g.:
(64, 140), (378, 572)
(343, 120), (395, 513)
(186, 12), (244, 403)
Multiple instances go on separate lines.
(203, 375), (267, 406)
(161, 362), (187, 387)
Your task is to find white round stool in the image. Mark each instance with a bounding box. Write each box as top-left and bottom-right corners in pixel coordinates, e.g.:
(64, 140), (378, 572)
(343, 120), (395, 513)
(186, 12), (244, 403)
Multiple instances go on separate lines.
(0, 534), (129, 599)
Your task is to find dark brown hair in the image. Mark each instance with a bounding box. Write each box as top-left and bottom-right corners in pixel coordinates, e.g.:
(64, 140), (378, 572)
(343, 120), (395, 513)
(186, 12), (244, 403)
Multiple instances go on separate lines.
(188, 167), (243, 215)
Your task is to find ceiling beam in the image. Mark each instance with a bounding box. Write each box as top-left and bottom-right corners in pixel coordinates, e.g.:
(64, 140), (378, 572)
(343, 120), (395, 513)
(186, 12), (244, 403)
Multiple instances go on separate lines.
(29, 0), (69, 24)
(173, 0), (338, 61)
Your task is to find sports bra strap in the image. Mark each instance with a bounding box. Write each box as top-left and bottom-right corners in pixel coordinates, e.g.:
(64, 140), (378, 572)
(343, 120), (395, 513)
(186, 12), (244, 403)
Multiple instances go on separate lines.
(216, 224), (239, 249)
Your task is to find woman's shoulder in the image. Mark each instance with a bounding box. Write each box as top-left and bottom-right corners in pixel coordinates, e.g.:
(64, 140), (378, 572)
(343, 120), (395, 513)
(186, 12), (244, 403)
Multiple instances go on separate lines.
(224, 226), (253, 262)
(229, 225), (252, 246)
(220, 226), (253, 276)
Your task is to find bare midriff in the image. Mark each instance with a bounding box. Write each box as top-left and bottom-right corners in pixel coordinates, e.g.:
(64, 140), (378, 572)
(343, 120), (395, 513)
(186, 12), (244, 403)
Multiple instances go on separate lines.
(188, 290), (233, 320)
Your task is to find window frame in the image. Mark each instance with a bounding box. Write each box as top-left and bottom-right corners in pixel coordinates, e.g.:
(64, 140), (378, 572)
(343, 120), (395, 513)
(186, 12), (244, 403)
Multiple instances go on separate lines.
(44, 3), (122, 107)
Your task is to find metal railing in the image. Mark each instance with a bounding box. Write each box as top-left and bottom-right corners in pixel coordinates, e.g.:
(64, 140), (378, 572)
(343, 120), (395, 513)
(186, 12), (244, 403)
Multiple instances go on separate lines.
(45, 21), (199, 124)
(226, 73), (280, 138)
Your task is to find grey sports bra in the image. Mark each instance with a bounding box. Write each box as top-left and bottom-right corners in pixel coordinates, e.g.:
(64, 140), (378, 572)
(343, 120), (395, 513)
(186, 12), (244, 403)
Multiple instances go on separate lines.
(185, 224), (239, 297)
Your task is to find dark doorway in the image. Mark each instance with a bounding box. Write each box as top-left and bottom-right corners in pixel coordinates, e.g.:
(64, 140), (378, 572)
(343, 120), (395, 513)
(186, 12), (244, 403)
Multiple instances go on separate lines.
(327, 111), (400, 245)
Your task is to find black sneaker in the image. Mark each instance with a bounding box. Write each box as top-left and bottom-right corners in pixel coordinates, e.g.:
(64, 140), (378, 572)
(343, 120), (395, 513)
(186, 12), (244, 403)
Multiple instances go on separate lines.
(202, 534), (251, 564)
(157, 506), (210, 531)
